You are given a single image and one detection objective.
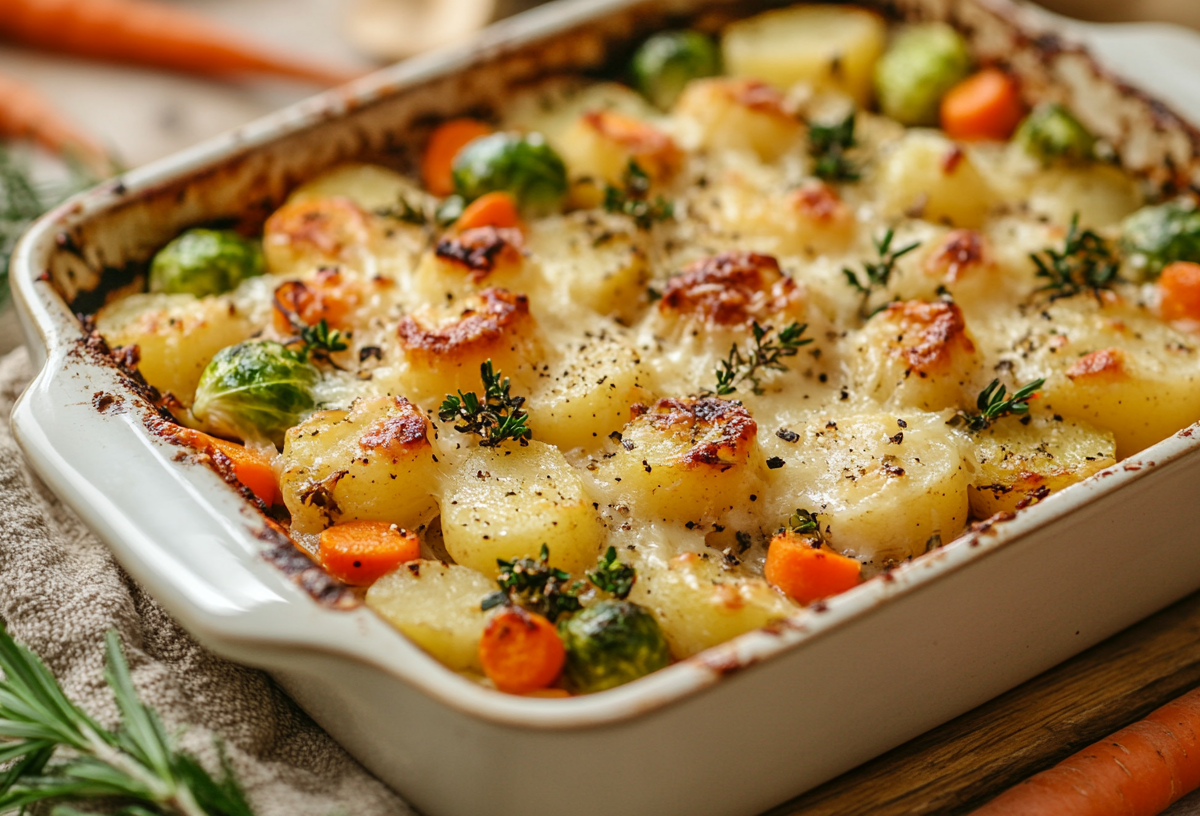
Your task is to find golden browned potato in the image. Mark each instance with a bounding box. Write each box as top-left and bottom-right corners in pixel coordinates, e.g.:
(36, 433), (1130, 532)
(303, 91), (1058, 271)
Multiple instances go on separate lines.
(675, 78), (802, 162)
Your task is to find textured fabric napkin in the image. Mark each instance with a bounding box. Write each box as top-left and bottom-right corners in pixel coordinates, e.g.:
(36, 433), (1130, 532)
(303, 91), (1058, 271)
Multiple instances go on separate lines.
(0, 347), (411, 816)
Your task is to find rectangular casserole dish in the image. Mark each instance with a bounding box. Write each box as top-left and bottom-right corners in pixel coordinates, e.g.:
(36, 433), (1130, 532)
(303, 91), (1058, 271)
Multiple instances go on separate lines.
(11, 1), (1200, 814)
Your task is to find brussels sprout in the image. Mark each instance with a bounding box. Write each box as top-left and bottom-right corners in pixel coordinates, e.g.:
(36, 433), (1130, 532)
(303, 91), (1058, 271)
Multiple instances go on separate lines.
(631, 30), (721, 110)
(1013, 103), (1096, 164)
(192, 341), (318, 446)
(149, 228), (264, 298)
(557, 600), (670, 693)
(1120, 200), (1200, 278)
(874, 23), (971, 126)
(451, 133), (568, 215)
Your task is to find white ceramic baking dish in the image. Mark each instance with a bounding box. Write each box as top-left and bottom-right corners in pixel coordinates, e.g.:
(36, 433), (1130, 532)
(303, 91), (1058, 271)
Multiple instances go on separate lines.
(11, 1), (1200, 814)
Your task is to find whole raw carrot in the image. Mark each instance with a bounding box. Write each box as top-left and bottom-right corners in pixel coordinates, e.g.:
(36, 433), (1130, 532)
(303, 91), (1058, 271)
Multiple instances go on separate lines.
(0, 0), (360, 86)
(0, 72), (108, 171)
(971, 685), (1200, 816)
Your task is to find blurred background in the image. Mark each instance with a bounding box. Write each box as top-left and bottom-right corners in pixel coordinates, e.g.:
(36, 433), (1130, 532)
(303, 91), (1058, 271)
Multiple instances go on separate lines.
(1, 0), (1199, 353)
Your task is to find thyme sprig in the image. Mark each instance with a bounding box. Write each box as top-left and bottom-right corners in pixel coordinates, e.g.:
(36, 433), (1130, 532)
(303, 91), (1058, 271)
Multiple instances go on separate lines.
(374, 195), (428, 226)
(808, 113), (861, 183)
(0, 625), (254, 816)
(298, 318), (348, 362)
(1031, 214), (1121, 302)
(602, 160), (674, 230)
(586, 546), (637, 600)
(955, 377), (1046, 432)
(711, 321), (812, 396)
(481, 544), (583, 622)
(843, 229), (921, 319)
(439, 360), (532, 447)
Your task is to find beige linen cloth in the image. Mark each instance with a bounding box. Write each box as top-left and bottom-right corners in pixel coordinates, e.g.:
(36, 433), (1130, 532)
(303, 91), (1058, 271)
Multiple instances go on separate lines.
(0, 347), (411, 816)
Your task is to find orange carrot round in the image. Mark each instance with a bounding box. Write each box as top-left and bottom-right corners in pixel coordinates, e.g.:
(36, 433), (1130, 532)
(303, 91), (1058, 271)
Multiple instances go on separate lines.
(479, 606), (565, 694)
(169, 426), (278, 506)
(0, 0), (359, 86)
(764, 532), (861, 605)
(0, 72), (107, 171)
(454, 191), (522, 232)
(318, 521), (420, 586)
(940, 68), (1026, 142)
(970, 685), (1200, 816)
(422, 118), (493, 197)
(1159, 261), (1200, 324)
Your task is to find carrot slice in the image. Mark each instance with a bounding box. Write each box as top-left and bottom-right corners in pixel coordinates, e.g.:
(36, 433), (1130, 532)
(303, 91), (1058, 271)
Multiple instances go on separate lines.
(0, 72), (108, 172)
(318, 521), (420, 586)
(940, 68), (1025, 142)
(421, 118), (493, 197)
(1159, 261), (1200, 324)
(970, 685), (1200, 816)
(764, 531), (861, 605)
(0, 0), (358, 85)
(169, 427), (278, 506)
(454, 191), (522, 232)
(479, 606), (565, 694)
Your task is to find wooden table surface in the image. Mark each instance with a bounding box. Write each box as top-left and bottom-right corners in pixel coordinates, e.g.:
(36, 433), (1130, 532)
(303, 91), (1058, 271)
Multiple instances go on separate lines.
(7, 2), (1200, 814)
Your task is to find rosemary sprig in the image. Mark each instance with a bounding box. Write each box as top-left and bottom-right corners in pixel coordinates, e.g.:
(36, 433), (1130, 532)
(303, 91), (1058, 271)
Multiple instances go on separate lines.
(602, 160), (674, 230)
(955, 377), (1046, 432)
(711, 321), (812, 396)
(843, 229), (921, 319)
(808, 113), (860, 183)
(481, 544), (583, 622)
(586, 546), (637, 600)
(1031, 214), (1121, 302)
(0, 625), (254, 816)
(439, 360), (532, 447)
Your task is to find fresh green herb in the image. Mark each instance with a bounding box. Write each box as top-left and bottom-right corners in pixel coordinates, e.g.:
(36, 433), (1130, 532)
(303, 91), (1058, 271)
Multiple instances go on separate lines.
(782, 508), (822, 540)
(808, 113), (861, 183)
(298, 318), (348, 361)
(0, 625), (255, 816)
(603, 160), (674, 230)
(711, 321), (812, 396)
(843, 229), (921, 319)
(1031, 214), (1121, 301)
(375, 195), (429, 226)
(587, 546), (637, 600)
(955, 378), (1045, 432)
(481, 544), (583, 622)
(439, 360), (532, 447)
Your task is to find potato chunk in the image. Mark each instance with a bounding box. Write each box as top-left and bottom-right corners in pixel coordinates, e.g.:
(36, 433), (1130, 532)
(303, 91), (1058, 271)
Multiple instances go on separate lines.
(674, 78), (802, 162)
(721, 5), (886, 106)
(853, 300), (981, 411)
(969, 415), (1116, 517)
(876, 131), (995, 228)
(559, 110), (681, 204)
(280, 396), (440, 535)
(765, 412), (970, 564)
(628, 553), (795, 659)
(366, 560), (494, 672)
(440, 441), (604, 578)
(95, 292), (253, 406)
(712, 179), (856, 256)
(598, 397), (764, 524)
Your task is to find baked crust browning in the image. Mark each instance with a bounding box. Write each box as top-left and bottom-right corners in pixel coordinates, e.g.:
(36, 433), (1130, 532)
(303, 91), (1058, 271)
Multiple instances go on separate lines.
(264, 197), (371, 261)
(879, 300), (976, 373)
(924, 229), (990, 282)
(659, 252), (799, 327)
(1067, 347), (1129, 381)
(789, 180), (851, 225)
(581, 110), (683, 180)
(397, 287), (531, 358)
(272, 268), (362, 333)
(435, 227), (525, 282)
(357, 397), (430, 460)
(629, 397), (757, 466)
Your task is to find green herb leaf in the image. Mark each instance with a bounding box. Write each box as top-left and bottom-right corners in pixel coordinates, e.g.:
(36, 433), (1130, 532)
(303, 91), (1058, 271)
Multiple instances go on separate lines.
(709, 321), (812, 396)
(1031, 213), (1121, 301)
(955, 377), (1045, 432)
(587, 547), (637, 600)
(602, 160), (674, 230)
(374, 195), (429, 226)
(298, 319), (348, 360)
(843, 229), (921, 319)
(439, 360), (532, 447)
(808, 113), (861, 183)
(484, 545), (582, 622)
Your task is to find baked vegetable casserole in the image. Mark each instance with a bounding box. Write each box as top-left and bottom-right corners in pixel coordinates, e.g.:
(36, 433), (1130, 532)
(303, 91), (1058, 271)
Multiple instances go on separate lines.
(92, 4), (1200, 696)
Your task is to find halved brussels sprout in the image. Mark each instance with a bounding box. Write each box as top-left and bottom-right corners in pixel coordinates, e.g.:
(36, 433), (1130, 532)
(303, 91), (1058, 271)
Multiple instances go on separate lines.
(631, 30), (721, 110)
(451, 132), (568, 215)
(557, 600), (670, 693)
(149, 228), (265, 298)
(1120, 201), (1200, 279)
(874, 23), (971, 126)
(192, 341), (318, 446)
(1014, 103), (1095, 164)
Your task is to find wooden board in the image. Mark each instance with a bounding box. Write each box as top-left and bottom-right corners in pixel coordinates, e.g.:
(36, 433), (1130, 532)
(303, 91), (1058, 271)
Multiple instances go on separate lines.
(769, 590), (1200, 815)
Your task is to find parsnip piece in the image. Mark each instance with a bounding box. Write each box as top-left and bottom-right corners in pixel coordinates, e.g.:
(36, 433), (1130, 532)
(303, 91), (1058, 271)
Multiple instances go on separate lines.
(969, 415), (1116, 517)
(366, 560), (495, 672)
(95, 292), (253, 406)
(441, 441), (604, 578)
(628, 553), (795, 659)
(876, 130), (995, 228)
(721, 6), (887, 106)
(280, 396), (440, 535)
